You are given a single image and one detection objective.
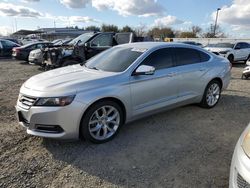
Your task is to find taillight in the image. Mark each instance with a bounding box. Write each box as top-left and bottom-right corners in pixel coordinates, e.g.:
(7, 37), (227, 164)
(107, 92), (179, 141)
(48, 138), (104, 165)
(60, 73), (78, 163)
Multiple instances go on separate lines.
(13, 48), (20, 53)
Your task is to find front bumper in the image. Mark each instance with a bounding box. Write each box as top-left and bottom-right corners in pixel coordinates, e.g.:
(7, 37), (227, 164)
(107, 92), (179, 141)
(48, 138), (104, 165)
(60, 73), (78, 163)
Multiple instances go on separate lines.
(229, 139), (250, 188)
(28, 56), (42, 64)
(15, 99), (87, 139)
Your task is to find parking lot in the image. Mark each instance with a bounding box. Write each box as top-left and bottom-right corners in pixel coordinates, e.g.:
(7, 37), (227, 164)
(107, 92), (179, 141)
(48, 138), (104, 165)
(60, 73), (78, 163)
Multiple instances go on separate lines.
(0, 59), (250, 188)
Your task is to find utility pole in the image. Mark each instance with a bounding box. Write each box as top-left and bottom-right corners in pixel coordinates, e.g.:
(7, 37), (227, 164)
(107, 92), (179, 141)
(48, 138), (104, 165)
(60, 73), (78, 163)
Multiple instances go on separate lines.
(214, 8), (221, 37)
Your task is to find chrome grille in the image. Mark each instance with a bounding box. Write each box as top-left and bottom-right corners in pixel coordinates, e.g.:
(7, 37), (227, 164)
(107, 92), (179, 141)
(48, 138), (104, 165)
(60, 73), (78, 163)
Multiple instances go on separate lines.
(18, 95), (37, 110)
(237, 173), (250, 188)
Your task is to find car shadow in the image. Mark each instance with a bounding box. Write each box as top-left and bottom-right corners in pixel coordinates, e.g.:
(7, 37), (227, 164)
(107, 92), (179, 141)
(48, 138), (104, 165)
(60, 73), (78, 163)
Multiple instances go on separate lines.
(42, 94), (250, 187)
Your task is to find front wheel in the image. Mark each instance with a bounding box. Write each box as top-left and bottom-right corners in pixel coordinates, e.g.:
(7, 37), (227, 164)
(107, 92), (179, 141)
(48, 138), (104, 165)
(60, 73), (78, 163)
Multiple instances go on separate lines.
(200, 80), (221, 108)
(80, 101), (124, 144)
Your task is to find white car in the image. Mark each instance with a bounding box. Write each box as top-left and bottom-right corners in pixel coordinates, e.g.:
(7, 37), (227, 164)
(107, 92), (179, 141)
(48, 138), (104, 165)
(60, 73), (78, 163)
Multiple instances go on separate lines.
(29, 49), (43, 65)
(204, 42), (250, 64)
(229, 123), (250, 188)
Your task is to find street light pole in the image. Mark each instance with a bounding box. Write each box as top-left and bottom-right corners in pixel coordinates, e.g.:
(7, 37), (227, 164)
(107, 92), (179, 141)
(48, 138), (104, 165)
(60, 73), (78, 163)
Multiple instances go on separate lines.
(214, 8), (221, 37)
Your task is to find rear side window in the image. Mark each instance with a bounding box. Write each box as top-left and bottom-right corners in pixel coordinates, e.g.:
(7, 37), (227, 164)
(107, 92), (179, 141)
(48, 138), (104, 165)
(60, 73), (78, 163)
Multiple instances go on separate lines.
(174, 48), (210, 66)
(199, 51), (210, 62)
(141, 48), (174, 70)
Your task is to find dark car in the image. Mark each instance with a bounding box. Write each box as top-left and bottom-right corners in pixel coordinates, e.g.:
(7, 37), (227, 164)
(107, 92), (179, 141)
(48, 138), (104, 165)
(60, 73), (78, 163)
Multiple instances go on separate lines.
(12, 42), (52, 61)
(0, 38), (21, 45)
(42, 32), (139, 69)
(0, 39), (20, 57)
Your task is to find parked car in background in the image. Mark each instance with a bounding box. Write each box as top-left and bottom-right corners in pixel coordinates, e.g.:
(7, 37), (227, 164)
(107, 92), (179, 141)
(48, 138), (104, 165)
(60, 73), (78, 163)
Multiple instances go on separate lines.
(12, 42), (52, 61)
(180, 41), (203, 47)
(0, 38), (21, 45)
(42, 32), (140, 69)
(16, 42), (231, 143)
(229, 122), (250, 188)
(204, 42), (250, 64)
(29, 39), (72, 65)
(0, 39), (20, 57)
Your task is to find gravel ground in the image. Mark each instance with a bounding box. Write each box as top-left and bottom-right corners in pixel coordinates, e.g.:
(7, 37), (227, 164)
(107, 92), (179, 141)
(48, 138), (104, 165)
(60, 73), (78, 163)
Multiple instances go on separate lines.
(0, 59), (250, 188)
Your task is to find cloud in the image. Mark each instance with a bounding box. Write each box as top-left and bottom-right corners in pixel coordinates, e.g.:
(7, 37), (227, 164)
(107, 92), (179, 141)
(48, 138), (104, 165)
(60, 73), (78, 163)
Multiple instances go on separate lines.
(21, 0), (40, 3)
(92, 0), (165, 17)
(0, 26), (12, 36)
(60, 0), (90, 8)
(211, 0), (250, 30)
(153, 15), (184, 27)
(60, 0), (165, 17)
(0, 3), (42, 17)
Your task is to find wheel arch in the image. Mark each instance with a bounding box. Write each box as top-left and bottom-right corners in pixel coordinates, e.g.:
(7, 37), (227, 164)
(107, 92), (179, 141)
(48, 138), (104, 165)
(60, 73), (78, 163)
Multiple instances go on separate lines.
(209, 77), (223, 89)
(78, 97), (127, 138)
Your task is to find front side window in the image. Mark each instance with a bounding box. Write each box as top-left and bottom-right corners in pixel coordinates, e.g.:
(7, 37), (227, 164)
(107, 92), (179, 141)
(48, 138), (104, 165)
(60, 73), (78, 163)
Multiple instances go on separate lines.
(174, 48), (205, 66)
(91, 34), (113, 47)
(141, 48), (174, 70)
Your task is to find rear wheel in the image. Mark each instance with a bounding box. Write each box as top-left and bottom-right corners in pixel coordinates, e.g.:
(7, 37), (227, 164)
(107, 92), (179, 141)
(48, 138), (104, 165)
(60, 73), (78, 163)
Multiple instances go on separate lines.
(228, 55), (234, 64)
(80, 100), (124, 144)
(244, 55), (250, 64)
(200, 80), (221, 108)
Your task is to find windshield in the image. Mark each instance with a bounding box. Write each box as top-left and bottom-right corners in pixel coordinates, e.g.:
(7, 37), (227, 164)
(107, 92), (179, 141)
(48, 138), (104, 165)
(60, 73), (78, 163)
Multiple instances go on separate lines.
(214, 43), (234, 48)
(85, 47), (145, 72)
(68, 32), (94, 45)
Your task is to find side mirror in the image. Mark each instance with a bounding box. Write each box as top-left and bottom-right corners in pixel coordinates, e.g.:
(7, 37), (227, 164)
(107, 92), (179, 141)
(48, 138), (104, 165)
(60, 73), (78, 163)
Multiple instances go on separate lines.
(84, 42), (90, 48)
(133, 65), (155, 76)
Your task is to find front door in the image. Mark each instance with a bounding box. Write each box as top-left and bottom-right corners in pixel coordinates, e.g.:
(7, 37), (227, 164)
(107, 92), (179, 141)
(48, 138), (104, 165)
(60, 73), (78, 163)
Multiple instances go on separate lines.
(130, 48), (179, 116)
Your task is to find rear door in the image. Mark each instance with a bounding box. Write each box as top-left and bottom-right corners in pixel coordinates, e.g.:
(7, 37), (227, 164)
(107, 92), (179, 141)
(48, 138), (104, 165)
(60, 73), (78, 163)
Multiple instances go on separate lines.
(130, 47), (180, 116)
(172, 47), (210, 101)
(86, 33), (113, 58)
(1, 40), (15, 56)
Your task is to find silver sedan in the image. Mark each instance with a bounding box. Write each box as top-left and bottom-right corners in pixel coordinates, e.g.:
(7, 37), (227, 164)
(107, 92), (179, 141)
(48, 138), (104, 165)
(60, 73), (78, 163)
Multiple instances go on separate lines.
(16, 42), (231, 143)
(229, 123), (250, 188)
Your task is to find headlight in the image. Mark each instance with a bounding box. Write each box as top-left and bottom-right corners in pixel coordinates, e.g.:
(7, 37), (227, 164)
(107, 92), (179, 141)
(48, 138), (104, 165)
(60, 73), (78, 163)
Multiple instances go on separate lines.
(34, 95), (75, 106)
(219, 50), (230, 54)
(242, 129), (250, 158)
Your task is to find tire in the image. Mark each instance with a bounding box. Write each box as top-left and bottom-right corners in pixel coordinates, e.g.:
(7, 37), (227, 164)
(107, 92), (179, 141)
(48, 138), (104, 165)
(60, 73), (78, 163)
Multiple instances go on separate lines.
(228, 55), (234, 64)
(80, 100), (124, 144)
(62, 60), (79, 67)
(244, 55), (250, 64)
(200, 80), (222, 109)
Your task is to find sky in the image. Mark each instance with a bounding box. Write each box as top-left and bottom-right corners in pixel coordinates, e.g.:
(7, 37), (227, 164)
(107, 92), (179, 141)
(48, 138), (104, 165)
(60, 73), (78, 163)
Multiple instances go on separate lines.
(0, 0), (250, 38)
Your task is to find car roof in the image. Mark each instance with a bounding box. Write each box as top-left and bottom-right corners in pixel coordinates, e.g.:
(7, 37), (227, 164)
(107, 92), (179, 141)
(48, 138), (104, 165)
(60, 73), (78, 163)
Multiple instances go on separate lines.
(118, 42), (202, 50)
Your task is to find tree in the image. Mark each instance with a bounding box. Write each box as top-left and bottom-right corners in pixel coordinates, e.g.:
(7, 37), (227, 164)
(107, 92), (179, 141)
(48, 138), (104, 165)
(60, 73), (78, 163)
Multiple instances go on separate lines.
(202, 24), (226, 38)
(148, 27), (175, 40)
(179, 32), (196, 38)
(101, 24), (119, 32)
(134, 24), (147, 37)
(120, 25), (134, 33)
(85, 25), (100, 32)
(191, 26), (202, 36)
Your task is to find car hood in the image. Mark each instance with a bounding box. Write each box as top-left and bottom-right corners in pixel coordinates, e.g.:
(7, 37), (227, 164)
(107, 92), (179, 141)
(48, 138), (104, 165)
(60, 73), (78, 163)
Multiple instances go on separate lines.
(205, 47), (232, 52)
(22, 65), (119, 96)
